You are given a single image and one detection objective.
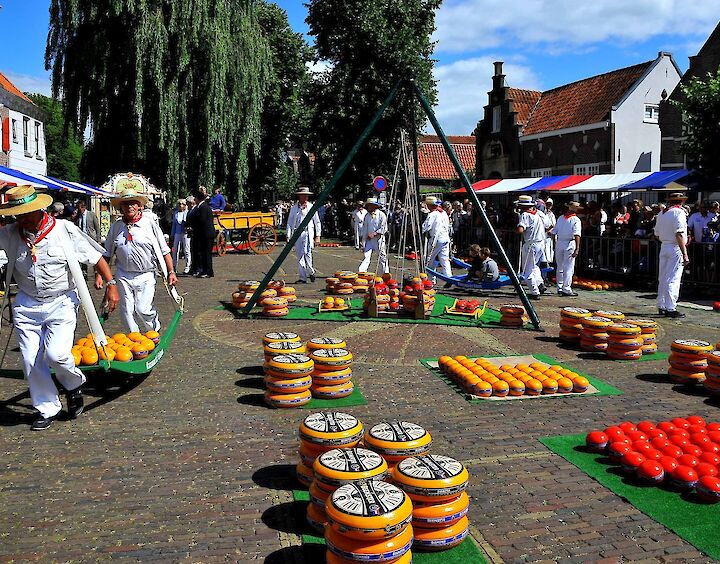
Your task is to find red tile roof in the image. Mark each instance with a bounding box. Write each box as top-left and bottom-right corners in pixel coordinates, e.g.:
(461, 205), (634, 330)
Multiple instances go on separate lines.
(522, 61), (653, 136)
(418, 135), (476, 180)
(0, 72), (33, 104)
(507, 88), (541, 126)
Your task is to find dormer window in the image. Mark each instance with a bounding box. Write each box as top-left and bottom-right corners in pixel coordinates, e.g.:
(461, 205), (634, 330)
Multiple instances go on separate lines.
(644, 104), (659, 123)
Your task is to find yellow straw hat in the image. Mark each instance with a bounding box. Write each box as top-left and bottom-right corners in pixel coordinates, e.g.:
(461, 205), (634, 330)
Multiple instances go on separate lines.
(111, 186), (149, 209)
(0, 185), (53, 216)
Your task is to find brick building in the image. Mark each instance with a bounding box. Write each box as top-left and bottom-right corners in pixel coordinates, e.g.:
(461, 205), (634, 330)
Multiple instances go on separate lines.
(417, 134), (475, 191)
(475, 53), (681, 180)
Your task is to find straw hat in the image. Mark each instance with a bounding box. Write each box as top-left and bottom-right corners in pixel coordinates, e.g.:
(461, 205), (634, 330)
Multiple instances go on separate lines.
(111, 186), (149, 209)
(295, 186), (313, 196)
(514, 195), (536, 207)
(667, 192), (688, 202)
(566, 201), (583, 211)
(365, 197), (383, 209)
(0, 185), (53, 216)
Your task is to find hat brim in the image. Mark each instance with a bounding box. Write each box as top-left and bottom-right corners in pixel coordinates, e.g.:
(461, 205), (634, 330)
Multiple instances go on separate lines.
(515, 201), (536, 206)
(0, 193), (54, 216)
(111, 194), (149, 209)
(295, 190), (313, 195)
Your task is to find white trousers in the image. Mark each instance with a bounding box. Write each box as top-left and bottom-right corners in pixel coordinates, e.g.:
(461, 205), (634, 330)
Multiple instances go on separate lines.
(172, 233), (191, 273)
(294, 233), (314, 281)
(13, 291), (85, 418)
(521, 242), (544, 295)
(354, 224), (363, 249)
(657, 243), (683, 311)
(117, 269), (160, 333)
(544, 236), (555, 263)
(426, 239), (452, 278)
(555, 240), (576, 294)
(360, 236), (389, 273)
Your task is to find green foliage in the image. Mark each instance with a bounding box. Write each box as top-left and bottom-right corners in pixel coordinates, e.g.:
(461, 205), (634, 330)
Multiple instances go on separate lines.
(46, 0), (271, 201)
(674, 66), (720, 180)
(306, 0), (440, 196)
(273, 160), (299, 199)
(26, 93), (84, 181)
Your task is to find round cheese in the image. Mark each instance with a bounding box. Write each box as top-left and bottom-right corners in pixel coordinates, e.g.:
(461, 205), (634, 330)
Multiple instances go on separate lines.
(312, 368), (353, 386)
(311, 381), (355, 399)
(261, 307), (289, 317)
(265, 354), (314, 375)
(671, 339), (713, 354)
(264, 340), (306, 358)
(299, 412), (364, 447)
(580, 316), (613, 328)
(263, 331), (300, 346)
(364, 421), (432, 460)
(310, 348), (353, 370)
(309, 480), (331, 508)
(313, 448), (389, 489)
(392, 455), (469, 502)
(412, 492), (469, 529)
(296, 461), (314, 487)
(306, 502), (328, 532)
(264, 374), (312, 394)
(326, 550), (412, 564)
(606, 323), (641, 335)
(594, 310), (625, 321)
(412, 516), (469, 551)
(265, 389), (311, 409)
(325, 523), (413, 563)
(559, 307), (591, 319)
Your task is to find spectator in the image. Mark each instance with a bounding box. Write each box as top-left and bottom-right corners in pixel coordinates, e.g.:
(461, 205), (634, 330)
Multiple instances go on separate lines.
(466, 244), (499, 282)
(688, 202), (717, 242)
(388, 202), (404, 252)
(74, 200), (101, 243)
(51, 201), (64, 218)
(351, 201), (367, 250)
(209, 186), (226, 211)
(171, 198), (191, 275)
(186, 189), (216, 278)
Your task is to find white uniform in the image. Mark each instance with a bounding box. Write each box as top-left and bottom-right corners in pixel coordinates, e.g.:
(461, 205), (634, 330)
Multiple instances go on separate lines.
(422, 209), (452, 279)
(171, 209), (191, 273)
(687, 211), (718, 242)
(543, 210), (556, 264)
(518, 210), (545, 295)
(359, 209), (389, 273)
(105, 214), (171, 333)
(654, 206), (687, 312)
(351, 208), (367, 249)
(551, 213), (582, 294)
(286, 202), (322, 282)
(0, 220), (103, 418)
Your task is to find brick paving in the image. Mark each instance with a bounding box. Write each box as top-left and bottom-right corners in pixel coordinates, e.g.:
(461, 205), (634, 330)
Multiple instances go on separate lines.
(1, 244), (719, 562)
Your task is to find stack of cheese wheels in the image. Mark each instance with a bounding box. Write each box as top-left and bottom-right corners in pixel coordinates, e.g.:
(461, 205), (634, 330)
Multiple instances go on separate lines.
(579, 316), (613, 352)
(605, 323), (643, 360)
(626, 319), (658, 355)
(594, 310), (625, 322)
(278, 286), (297, 303)
(704, 351), (720, 396)
(353, 277), (369, 293)
(364, 421), (432, 468)
(334, 272), (357, 295)
(263, 331), (301, 347)
(499, 304), (525, 327)
(241, 280), (261, 293)
(392, 454), (470, 551)
(261, 295), (289, 317)
(309, 345), (354, 399)
(325, 481), (414, 563)
(232, 289), (249, 308)
(263, 353), (313, 408)
(668, 339), (712, 385)
(326, 277), (340, 294)
(559, 307), (592, 342)
(357, 272), (376, 282)
(263, 339), (306, 361)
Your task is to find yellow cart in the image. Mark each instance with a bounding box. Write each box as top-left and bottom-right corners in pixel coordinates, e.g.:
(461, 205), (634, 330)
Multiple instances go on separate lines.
(213, 211), (278, 256)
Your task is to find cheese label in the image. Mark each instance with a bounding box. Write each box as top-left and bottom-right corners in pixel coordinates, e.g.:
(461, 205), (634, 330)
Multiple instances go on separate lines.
(331, 481), (405, 517)
(596, 310), (623, 317)
(369, 421), (427, 443)
(264, 332), (299, 341)
(273, 354), (311, 364)
(398, 455), (463, 480)
(562, 307), (590, 314)
(319, 448), (384, 473)
(310, 337), (345, 346)
(312, 348), (350, 358)
(267, 341), (304, 351)
(674, 339), (711, 348)
(303, 412), (358, 434)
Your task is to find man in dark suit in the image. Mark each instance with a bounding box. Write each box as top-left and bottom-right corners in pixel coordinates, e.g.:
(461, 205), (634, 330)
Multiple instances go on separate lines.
(187, 189), (215, 278)
(75, 200), (101, 242)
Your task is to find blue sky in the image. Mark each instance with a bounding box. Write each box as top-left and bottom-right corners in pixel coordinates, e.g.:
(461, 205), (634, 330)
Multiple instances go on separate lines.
(2, 1), (719, 134)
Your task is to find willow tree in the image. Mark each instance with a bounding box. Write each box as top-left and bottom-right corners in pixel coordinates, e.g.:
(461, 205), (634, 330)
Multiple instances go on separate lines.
(46, 0), (270, 201)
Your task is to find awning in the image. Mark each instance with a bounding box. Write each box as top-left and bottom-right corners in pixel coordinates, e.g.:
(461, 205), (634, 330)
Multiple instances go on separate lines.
(451, 170), (691, 194)
(0, 165), (112, 197)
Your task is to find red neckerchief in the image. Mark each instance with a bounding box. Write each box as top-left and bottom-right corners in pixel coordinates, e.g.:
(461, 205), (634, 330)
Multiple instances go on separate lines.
(124, 212), (143, 241)
(22, 212), (56, 263)
(564, 212), (576, 218)
(525, 209), (537, 215)
(663, 204), (681, 214)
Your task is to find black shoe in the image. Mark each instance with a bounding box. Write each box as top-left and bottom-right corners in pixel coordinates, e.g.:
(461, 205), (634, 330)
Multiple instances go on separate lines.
(658, 309), (666, 316)
(193, 272), (203, 278)
(199, 274), (210, 278)
(528, 294), (540, 301)
(66, 387), (84, 419)
(539, 284), (548, 295)
(294, 279), (308, 284)
(443, 282), (453, 289)
(665, 310), (686, 319)
(558, 291), (579, 297)
(309, 274), (316, 283)
(31, 414), (57, 431)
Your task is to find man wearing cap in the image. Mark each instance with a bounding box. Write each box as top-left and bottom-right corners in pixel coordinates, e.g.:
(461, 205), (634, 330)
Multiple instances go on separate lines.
(351, 201), (366, 250)
(286, 186), (321, 283)
(359, 198), (389, 273)
(515, 195), (545, 299)
(654, 192), (690, 318)
(551, 201), (583, 297)
(542, 198), (556, 267)
(422, 198), (452, 283)
(101, 187), (176, 333)
(0, 185), (119, 430)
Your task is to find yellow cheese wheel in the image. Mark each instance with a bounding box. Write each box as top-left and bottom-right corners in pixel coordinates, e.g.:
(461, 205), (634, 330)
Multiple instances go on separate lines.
(606, 348), (642, 360)
(606, 335), (643, 349)
(392, 455), (468, 502)
(260, 296), (288, 309)
(240, 280), (260, 291)
(500, 318), (525, 327)
(266, 354), (314, 375)
(707, 351), (720, 366)
(499, 304), (524, 316)
(642, 343), (658, 354)
(307, 502), (328, 532)
(412, 516), (469, 551)
(264, 374), (312, 393)
(307, 337), (348, 351)
(625, 318), (657, 332)
(296, 461), (314, 487)
(559, 319), (584, 331)
(260, 288), (278, 299)
(668, 354), (708, 370)
(325, 550), (412, 564)
(668, 366), (706, 383)
(261, 307), (289, 317)
(311, 381), (355, 399)
(606, 323), (641, 336)
(325, 523), (413, 563)
(412, 492), (469, 529)
(309, 480), (331, 508)
(326, 480), (413, 539)
(313, 448), (389, 489)
(326, 278), (340, 286)
(264, 340), (306, 357)
(263, 331), (301, 346)
(641, 333), (657, 344)
(559, 330), (581, 342)
(312, 368), (353, 386)
(594, 310), (625, 321)
(671, 339), (713, 354)
(310, 348), (353, 370)
(580, 316), (613, 328)
(278, 286), (296, 296)
(580, 339), (608, 352)
(265, 389), (312, 408)
(560, 307), (591, 319)
(364, 421), (432, 461)
(299, 412), (364, 448)
(299, 439), (336, 461)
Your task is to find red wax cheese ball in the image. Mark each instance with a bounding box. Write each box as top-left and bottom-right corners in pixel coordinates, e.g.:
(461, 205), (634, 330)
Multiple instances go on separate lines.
(690, 433), (710, 445)
(688, 425), (707, 436)
(695, 463), (719, 478)
(659, 456), (679, 474)
(657, 421), (678, 434)
(637, 421), (656, 433)
(671, 466), (699, 490)
(671, 418), (691, 430)
(668, 428), (690, 439)
(650, 437), (670, 451)
(700, 442), (720, 454)
(586, 431), (609, 452)
(669, 435), (689, 449)
(687, 415), (706, 426)
(681, 444), (703, 458)
(637, 460), (665, 484)
(662, 444), (684, 459)
(647, 429), (667, 440)
(621, 452), (646, 474)
(696, 476), (720, 503)
(677, 454), (700, 468)
(643, 449), (663, 461)
(619, 422), (637, 433)
(626, 430), (647, 442)
(708, 431), (720, 443)
(700, 452), (720, 466)
(608, 442), (632, 462)
(604, 426), (626, 442)
(707, 423), (720, 433)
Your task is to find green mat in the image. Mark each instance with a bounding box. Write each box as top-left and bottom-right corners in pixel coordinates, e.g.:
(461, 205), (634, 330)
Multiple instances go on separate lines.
(540, 433), (720, 560)
(419, 353), (622, 403)
(292, 489), (487, 563)
(300, 387), (367, 409)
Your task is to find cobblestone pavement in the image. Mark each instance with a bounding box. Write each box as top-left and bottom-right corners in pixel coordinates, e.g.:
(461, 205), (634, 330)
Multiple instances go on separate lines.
(1, 244), (719, 563)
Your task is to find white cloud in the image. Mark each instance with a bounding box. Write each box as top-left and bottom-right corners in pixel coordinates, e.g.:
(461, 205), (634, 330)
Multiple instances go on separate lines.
(306, 60), (332, 75)
(2, 71), (52, 97)
(432, 57), (542, 135)
(434, 0), (720, 53)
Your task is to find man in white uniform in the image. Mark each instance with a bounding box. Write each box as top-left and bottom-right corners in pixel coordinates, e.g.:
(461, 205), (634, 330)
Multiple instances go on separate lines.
(101, 187), (176, 333)
(422, 199), (452, 282)
(688, 202), (717, 242)
(551, 201), (582, 297)
(286, 186), (321, 283)
(0, 185), (119, 430)
(515, 195), (545, 299)
(351, 201), (367, 250)
(542, 198), (556, 266)
(654, 192), (690, 318)
(359, 198), (389, 273)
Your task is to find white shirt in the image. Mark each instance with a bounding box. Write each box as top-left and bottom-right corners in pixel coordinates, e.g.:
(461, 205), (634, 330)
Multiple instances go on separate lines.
(654, 206), (687, 245)
(351, 208), (367, 227)
(422, 209), (451, 244)
(287, 202), (321, 240)
(552, 214), (582, 241)
(518, 210), (546, 243)
(104, 214), (171, 273)
(687, 211), (718, 242)
(0, 220), (103, 300)
(361, 209), (388, 240)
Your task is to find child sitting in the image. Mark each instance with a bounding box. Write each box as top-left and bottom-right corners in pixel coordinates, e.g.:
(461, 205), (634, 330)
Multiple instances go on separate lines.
(467, 245), (500, 282)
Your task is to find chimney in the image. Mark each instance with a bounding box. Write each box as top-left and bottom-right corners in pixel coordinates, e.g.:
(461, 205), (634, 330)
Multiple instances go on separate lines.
(493, 61), (504, 77)
(492, 61), (505, 90)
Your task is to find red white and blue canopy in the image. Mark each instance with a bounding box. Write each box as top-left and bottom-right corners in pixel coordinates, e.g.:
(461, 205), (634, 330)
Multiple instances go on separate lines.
(452, 170), (690, 194)
(0, 165), (113, 197)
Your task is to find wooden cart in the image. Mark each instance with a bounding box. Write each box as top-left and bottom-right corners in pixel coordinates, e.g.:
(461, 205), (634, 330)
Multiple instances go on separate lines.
(213, 211), (278, 256)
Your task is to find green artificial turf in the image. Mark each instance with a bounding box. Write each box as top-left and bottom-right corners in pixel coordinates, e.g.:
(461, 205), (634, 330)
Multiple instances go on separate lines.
(292, 489), (487, 563)
(300, 386), (367, 409)
(540, 433), (720, 560)
(419, 354), (623, 403)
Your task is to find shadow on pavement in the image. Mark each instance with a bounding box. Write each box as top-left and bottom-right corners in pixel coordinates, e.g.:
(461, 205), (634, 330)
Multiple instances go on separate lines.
(237, 366), (263, 377)
(262, 500), (308, 534)
(636, 373), (669, 384)
(237, 393), (267, 407)
(252, 463), (297, 490)
(0, 390), (35, 427)
(265, 543), (325, 564)
(82, 373), (150, 413)
(236, 377), (265, 389)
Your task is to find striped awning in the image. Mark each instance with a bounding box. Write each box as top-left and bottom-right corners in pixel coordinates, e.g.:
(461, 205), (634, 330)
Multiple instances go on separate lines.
(0, 165), (113, 197)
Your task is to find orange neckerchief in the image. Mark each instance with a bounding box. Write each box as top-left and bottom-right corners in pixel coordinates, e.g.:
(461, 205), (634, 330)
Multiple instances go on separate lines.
(564, 212), (576, 218)
(21, 212), (56, 263)
(123, 211), (143, 241)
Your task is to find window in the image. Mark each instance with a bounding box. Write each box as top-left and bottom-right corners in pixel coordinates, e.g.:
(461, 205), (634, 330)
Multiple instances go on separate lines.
(531, 168), (552, 177)
(11, 119), (17, 144)
(574, 163), (600, 175)
(492, 106), (501, 133)
(644, 104), (659, 123)
(23, 117), (29, 154)
(34, 122), (41, 157)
